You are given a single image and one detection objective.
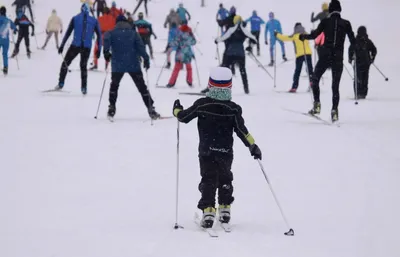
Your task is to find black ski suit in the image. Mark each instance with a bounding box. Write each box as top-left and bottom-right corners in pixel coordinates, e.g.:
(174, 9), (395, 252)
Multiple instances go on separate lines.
(175, 97), (258, 210)
(12, 0), (34, 22)
(216, 22), (257, 93)
(93, 0), (107, 17)
(348, 31), (377, 98)
(301, 11), (356, 110)
(13, 15), (34, 56)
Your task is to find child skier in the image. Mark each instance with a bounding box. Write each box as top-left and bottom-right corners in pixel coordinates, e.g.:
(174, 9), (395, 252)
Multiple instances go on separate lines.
(165, 22), (179, 69)
(245, 10), (265, 56)
(348, 26), (377, 99)
(176, 3), (191, 24)
(41, 9), (63, 50)
(11, 8), (34, 58)
(276, 23), (313, 93)
(166, 24), (195, 87)
(172, 66), (262, 228)
(134, 12), (157, 59)
(0, 6), (17, 75)
(265, 12), (287, 66)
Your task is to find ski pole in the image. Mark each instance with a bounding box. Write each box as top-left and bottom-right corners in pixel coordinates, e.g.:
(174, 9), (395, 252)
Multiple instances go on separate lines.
(373, 63), (389, 81)
(145, 69), (154, 126)
(11, 34), (20, 70)
(33, 34), (39, 49)
(257, 160), (294, 236)
(155, 58), (167, 86)
(94, 70), (109, 119)
(344, 64), (353, 80)
(194, 45), (203, 56)
(353, 59), (359, 105)
(215, 44), (221, 65)
(193, 56), (201, 87)
(174, 119), (184, 229)
(302, 42), (313, 101)
(274, 45), (277, 88)
(249, 52), (273, 79)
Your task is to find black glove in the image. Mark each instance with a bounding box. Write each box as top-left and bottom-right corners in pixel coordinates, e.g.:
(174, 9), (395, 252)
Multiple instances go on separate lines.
(173, 99), (183, 117)
(214, 39), (218, 44)
(249, 144), (262, 160)
(299, 34), (306, 41)
(104, 51), (112, 62)
(265, 40), (268, 45)
(245, 46), (252, 52)
(58, 45), (64, 54)
(370, 56), (375, 64)
(31, 32), (35, 36)
(311, 12), (314, 22)
(153, 34), (157, 39)
(143, 59), (150, 70)
(96, 49), (101, 59)
(273, 31), (278, 37)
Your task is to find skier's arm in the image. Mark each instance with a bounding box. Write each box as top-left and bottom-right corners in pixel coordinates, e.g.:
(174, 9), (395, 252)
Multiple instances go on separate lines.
(175, 100), (200, 123)
(277, 21), (282, 33)
(10, 19), (17, 32)
(94, 20), (102, 52)
(304, 19), (325, 40)
(348, 44), (355, 61)
(264, 22), (269, 41)
(215, 25), (236, 42)
(163, 15), (169, 28)
(369, 39), (377, 59)
(60, 17), (75, 48)
(233, 106), (255, 147)
(260, 18), (265, 24)
(93, 0), (97, 9)
(185, 9), (191, 20)
(276, 33), (293, 42)
(345, 21), (356, 46)
(311, 12), (323, 22)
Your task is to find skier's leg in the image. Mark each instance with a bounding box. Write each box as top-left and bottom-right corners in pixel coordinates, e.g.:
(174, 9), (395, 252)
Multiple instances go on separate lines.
(198, 155), (218, 210)
(331, 60), (343, 110)
(24, 31), (30, 53)
(185, 62), (193, 84)
(55, 32), (59, 49)
(168, 62), (183, 86)
(255, 31), (260, 53)
(311, 58), (329, 103)
(269, 39), (275, 63)
(42, 32), (53, 49)
(147, 37), (154, 58)
(292, 57), (303, 90)
(306, 54), (314, 78)
(109, 72), (124, 106)
(1, 41), (9, 68)
(129, 71), (154, 109)
(28, 4), (34, 22)
(217, 155), (234, 207)
(93, 43), (98, 67)
(364, 65), (370, 97)
(237, 56), (249, 93)
(279, 38), (286, 58)
(58, 46), (80, 85)
(144, 0), (148, 16)
(79, 47), (91, 90)
(132, 0), (143, 15)
(14, 33), (23, 54)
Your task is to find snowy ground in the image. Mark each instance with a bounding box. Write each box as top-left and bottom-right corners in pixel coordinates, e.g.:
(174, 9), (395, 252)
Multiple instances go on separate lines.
(1, 0), (400, 256)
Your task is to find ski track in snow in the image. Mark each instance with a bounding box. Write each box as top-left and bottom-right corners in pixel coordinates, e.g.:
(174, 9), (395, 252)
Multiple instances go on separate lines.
(1, 0), (399, 257)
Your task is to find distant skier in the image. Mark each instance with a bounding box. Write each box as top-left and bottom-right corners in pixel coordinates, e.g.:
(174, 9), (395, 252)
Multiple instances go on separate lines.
(166, 24), (196, 87)
(11, 8), (34, 59)
(245, 10), (265, 56)
(176, 3), (191, 25)
(164, 9), (181, 29)
(299, 0), (356, 122)
(348, 26), (377, 99)
(311, 2), (329, 23)
(132, 0), (148, 17)
(265, 12), (287, 66)
(90, 7), (115, 70)
(165, 22), (179, 69)
(172, 66), (262, 228)
(134, 12), (157, 59)
(0, 6), (17, 75)
(103, 15), (160, 120)
(55, 3), (102, 95)
(214, 16), (257, 94)
(220, 6), (236, 31)
(12, 0), (34, 23)
(93, 0), (107, 17)
(216, 3), (229, 34)
(110, 1), (123, 20)
(276, 22), (313, 93)
(41, 9), (63, 50)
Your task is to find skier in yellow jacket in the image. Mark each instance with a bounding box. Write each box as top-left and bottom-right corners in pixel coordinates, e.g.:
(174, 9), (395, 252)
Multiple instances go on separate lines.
(276, 22), (313, 93)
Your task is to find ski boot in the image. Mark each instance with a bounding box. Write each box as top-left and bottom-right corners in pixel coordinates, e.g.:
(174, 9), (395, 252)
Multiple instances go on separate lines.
(165, 62), (171, 69)
(331, 109), (339, 123)
(201, 207), (216, 228)
(27, 49), (31, 59)
(244, 85), (249, 94)
(268, 60), (274, 67)
(89, 64), (98, 70)
(54, 82), (64, 91)
(282, 55), (288, 62)
(257, 49), (260, 56)
(148, 106), (161, 120)
(187, 80), (193, 87)
(166, 84), (174, 88)
(218, 205), (231, 223)
(288, 88), (297, 93)
(308, 102), (321, 115)
(107, 104), (116, 119)
(2, 67), (8, 75)
(81, 85), (87, 95)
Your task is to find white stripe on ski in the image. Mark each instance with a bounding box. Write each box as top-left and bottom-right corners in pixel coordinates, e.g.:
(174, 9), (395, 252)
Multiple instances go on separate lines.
(194, 213), (218, 237)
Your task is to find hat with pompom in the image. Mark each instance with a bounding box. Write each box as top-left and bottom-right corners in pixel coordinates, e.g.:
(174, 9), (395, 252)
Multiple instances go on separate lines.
(206, 67), (233, 101)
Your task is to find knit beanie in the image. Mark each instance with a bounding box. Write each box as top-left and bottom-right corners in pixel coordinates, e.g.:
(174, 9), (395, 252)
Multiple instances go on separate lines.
(0, 6), (6, 15)
(206, 67), (233, 101)
(329, 0), (342, 13)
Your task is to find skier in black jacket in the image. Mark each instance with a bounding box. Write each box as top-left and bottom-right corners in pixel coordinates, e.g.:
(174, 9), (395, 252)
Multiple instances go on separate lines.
(300, 0), (355, 122)
(93, 0), (107, 17)
(11, 8), (34, 58)
(12, 0), (34, 23)
(216, 15), (256, 94)
(348, 26), (377, 99)
(172, 67), (262, 229)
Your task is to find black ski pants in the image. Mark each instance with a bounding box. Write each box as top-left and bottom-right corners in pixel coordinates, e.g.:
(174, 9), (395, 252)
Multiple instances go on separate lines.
(250, 31), (260, 52)
(222, 54), (248, 90)
(197, 154), (234, 210)
(59, 46), (90, 88)
(311, 50), (343, 110)
(109, 71), (154, 109)
(140, 35), (153, 57)
(15, 31), (30, 53)
(354, 64), (370, 97)
(133, 0), (148, 16)
(293, 54), (313, 89)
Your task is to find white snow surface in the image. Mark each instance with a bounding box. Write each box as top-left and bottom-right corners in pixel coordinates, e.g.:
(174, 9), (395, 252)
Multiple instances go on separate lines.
(1, 0), (400, 256)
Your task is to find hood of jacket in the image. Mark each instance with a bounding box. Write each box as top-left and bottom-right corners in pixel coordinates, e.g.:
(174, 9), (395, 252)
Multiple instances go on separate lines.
(293, 23), (305, 34)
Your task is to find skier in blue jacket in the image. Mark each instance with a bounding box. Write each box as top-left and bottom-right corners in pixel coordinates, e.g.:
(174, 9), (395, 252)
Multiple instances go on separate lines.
(265, 12), (287, 66)
(165, 22), (179, 69)
(216, 3), (229, 34)
(103, 15), (160, 120)
(176, 3), (191, 25)
(0, 6), (17, 75)
(245, 10), (264, 56)
(55, 3), (102, 95)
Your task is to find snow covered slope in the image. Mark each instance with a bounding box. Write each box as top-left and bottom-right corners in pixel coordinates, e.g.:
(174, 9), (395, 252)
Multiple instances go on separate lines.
(1, 0), (399, 257)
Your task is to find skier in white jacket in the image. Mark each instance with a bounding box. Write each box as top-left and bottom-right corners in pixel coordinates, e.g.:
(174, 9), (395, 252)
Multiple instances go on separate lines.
(41, 9), (63, 50)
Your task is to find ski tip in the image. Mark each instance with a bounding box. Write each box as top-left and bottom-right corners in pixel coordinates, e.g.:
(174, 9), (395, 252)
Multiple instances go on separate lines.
(284, 228), (295, 236)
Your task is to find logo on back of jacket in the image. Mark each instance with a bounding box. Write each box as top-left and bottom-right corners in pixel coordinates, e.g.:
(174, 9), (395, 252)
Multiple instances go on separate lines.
(209, 147), (230, 153)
